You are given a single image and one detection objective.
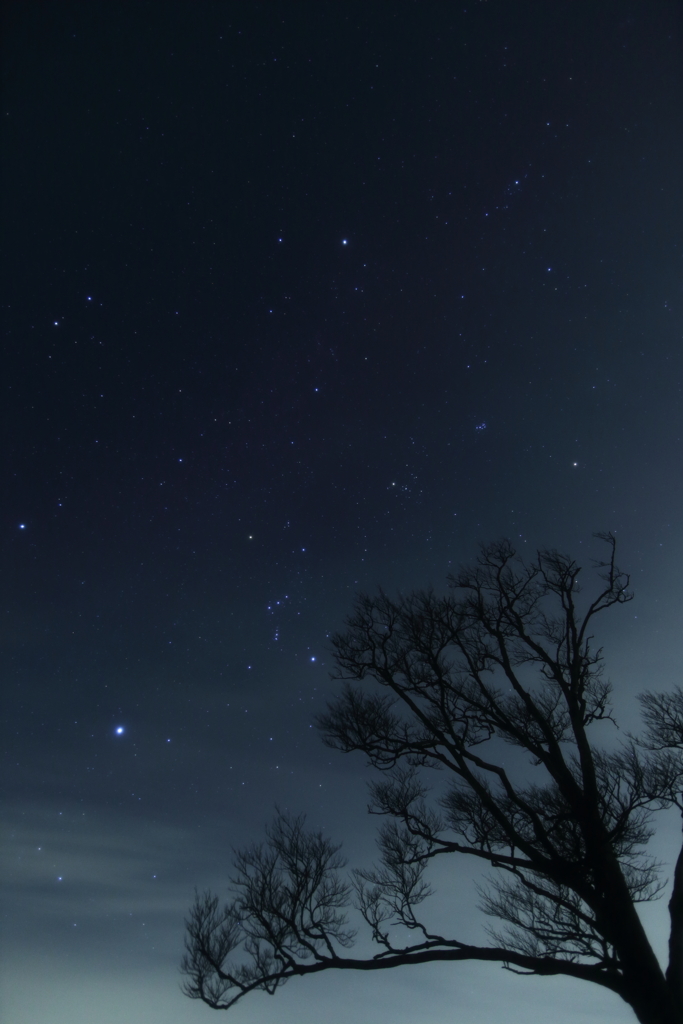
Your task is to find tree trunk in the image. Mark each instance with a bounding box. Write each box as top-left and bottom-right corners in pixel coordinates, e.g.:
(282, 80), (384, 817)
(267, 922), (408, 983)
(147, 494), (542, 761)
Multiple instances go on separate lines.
(666, 834), (683, 1009)
(623, 978), (681, 1024)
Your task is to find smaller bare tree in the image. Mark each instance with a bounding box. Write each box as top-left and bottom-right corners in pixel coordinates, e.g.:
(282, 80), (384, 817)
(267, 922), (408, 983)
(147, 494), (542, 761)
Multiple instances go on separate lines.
(182, 536), (683, 1024)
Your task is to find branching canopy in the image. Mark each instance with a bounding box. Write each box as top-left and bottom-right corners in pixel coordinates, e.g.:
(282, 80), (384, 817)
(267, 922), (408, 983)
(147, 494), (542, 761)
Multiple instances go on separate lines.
(182, 536), (683, 1024)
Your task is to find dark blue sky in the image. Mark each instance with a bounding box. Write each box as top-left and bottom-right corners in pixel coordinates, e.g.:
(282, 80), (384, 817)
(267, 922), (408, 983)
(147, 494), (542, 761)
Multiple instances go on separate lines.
(2, 3), (682, 1022)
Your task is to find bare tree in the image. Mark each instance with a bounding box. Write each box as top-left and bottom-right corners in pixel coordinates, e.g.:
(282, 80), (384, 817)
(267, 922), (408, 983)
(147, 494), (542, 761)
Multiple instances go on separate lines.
(182, 536), (683, 1024)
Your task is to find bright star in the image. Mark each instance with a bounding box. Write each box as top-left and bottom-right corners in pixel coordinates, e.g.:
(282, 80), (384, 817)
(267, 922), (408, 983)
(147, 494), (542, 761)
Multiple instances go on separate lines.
(115, 726), (125, 735)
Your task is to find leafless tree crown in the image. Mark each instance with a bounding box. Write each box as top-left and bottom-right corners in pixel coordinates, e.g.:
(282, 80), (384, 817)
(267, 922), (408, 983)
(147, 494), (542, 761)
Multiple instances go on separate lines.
(182, 536), (683, 1024)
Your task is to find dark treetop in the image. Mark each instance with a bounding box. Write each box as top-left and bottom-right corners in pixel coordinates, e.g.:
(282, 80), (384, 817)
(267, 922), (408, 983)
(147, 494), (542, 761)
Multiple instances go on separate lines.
(182, 537), (683, 1024)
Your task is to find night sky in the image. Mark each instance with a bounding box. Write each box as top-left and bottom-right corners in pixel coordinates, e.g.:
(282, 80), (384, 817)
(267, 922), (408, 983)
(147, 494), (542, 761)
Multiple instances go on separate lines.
(2, 3), (682, 1022)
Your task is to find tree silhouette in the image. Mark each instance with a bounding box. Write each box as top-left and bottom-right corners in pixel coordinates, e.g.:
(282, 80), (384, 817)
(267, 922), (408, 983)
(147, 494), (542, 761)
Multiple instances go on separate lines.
(181, 536), (683, 1024)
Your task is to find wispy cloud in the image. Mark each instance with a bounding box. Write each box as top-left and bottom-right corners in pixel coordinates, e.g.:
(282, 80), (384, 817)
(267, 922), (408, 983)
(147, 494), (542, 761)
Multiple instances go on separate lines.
(2, 799), (229, 925)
